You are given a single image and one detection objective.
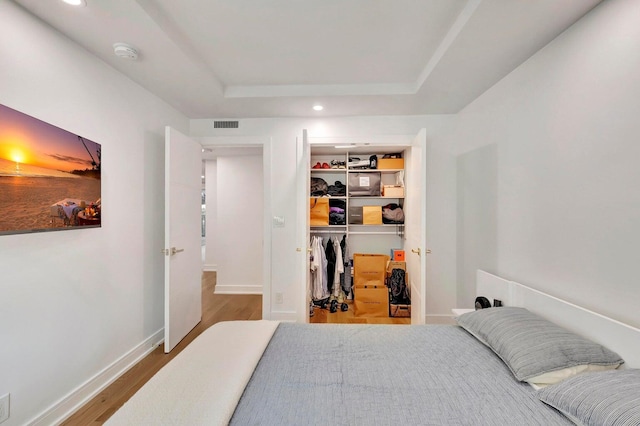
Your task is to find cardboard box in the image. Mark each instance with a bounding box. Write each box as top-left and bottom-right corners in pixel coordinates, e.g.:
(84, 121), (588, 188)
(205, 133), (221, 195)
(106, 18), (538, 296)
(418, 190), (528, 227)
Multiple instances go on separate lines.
(389, 303), (411, 317)
(354, 284), (389, 317)
(382, 185), (404, 197)
(363, 205), (382, 225)
(354, 253), (389, 286)
(378, 158), (404, 170)
(353, 253), (390, 316)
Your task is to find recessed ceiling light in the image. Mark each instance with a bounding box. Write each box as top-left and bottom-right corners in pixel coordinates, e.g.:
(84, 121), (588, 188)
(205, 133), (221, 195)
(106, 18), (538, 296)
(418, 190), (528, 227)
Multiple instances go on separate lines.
(313, 105), (324, 111)
(62, 0), (87, 6)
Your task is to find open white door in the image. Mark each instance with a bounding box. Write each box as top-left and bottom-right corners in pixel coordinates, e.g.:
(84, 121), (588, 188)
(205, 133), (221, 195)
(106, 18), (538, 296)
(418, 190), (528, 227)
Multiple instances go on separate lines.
(404, 129), (428, 324)
(295, 130), (311, 323)
(164, 126), (203, 352)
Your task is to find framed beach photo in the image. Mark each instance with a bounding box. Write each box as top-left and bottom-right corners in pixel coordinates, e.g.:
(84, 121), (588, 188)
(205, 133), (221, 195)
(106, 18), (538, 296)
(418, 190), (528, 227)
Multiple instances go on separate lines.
(0, 104), (101, 235)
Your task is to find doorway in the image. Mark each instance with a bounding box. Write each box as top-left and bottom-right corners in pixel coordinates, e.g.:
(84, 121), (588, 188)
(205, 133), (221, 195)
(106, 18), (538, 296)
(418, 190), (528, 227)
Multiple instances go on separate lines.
(201, 140), (271, 319)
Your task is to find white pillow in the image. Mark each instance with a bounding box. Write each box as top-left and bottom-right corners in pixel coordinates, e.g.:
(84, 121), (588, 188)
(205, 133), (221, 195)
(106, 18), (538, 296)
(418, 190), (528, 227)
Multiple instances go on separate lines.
(528, 364), (618, 387)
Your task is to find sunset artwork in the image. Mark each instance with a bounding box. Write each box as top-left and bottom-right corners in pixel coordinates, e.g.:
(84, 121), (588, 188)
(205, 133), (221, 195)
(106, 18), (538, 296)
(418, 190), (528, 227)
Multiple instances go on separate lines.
(0, 104), (101, 235)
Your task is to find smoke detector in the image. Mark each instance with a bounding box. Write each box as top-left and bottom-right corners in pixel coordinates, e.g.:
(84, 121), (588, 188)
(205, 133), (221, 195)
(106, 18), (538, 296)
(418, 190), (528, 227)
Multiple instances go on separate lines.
(113, 43), (139, 60)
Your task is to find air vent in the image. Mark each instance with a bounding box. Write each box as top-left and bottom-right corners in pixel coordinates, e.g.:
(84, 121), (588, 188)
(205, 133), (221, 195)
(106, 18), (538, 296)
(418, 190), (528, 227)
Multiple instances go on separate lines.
(213, 120), (239, 129)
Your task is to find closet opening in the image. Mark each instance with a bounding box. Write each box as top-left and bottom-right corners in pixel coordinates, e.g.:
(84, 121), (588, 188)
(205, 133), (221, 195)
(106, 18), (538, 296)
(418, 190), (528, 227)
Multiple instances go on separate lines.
(305, 137), (422, 325)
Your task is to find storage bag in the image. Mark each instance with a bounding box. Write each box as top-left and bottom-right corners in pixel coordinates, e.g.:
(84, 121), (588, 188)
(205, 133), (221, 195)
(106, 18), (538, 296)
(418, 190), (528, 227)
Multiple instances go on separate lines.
(348, 172), (381, 196)
(309, 197), (329, 226)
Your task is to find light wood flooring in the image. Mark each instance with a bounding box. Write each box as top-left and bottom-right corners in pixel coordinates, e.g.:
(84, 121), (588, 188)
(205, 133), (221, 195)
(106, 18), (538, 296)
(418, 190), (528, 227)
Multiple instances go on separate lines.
(61, 272), (261, 425)
(62, 274), (407, 424)
(309, 301), (411, 324)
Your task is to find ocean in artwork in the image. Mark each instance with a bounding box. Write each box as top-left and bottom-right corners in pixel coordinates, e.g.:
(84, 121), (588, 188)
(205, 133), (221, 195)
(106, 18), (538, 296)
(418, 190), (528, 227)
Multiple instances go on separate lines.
(0, 171), (100, 232)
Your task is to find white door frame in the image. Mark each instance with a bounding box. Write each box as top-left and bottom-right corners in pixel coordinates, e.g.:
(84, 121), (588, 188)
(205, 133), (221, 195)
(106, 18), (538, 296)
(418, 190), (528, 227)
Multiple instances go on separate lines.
(295, 130), (311, 323)
(200, 136), (272, 320)
(404, 129), (428, 324)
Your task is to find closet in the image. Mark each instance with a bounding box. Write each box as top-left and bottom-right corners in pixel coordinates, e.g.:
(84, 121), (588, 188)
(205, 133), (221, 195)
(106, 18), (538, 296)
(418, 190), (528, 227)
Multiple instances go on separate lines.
(299, 130), (428, 325)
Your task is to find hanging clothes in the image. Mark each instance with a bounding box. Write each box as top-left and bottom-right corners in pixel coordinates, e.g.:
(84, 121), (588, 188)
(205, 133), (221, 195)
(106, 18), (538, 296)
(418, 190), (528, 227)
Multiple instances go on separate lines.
(340, 235), (352, 295)
(332, 237), (344, 298)
(310, 236), (329, 301)
(325, 238), (336, 295)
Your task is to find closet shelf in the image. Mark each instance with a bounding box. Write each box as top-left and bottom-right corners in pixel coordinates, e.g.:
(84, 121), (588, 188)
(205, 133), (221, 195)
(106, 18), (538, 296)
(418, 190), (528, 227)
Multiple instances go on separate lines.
(348, 231), (403, 235)
(310, 229), (346, 234)
(348, 169), (403, 173)
(309, 148), (406, 244)
(349, 196), (404, 200)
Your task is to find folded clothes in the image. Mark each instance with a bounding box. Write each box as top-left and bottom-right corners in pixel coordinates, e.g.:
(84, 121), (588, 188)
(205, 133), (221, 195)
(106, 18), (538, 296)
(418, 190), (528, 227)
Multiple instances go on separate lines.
(329, 212), (346, 225)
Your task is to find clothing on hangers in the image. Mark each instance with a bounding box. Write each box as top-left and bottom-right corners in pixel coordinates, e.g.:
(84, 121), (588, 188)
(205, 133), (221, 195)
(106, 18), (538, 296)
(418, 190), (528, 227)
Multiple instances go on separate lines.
(340, 235), (351, 294)
(332, 236), (344, 298)
(310, 236), (329, 301)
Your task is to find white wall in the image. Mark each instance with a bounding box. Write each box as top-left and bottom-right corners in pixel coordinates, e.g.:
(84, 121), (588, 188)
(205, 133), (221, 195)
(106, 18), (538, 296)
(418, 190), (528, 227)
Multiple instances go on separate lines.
(213, 154), (264, 293)
(191, 116), (458, 321)
(453, 0), (640, 328)
(0, 2), (188, 425)
(204, 160), (217, 271)
(456, 144), (498, 308)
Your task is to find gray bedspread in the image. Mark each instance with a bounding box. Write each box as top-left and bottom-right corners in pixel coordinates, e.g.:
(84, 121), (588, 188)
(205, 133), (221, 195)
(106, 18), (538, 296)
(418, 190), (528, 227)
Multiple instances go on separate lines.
(230, 323), (572, 425)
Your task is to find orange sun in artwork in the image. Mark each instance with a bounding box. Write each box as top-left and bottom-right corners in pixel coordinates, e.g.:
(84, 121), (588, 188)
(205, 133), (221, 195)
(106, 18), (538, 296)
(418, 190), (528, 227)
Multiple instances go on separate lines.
(11, 149), (25, 164)
(0, 143), (33, 167)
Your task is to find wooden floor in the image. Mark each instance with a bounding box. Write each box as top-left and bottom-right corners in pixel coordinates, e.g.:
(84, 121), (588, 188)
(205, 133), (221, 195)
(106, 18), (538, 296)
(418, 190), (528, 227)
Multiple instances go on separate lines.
(309, 301), (411, 324)
(62, 274), (406, 424)
(61, 272), (261, 425)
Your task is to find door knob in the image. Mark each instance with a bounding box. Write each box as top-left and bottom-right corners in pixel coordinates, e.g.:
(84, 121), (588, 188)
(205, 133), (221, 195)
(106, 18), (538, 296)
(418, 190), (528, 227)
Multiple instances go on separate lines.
(411, 248), (432, 256)
(171, 247), (184, 255)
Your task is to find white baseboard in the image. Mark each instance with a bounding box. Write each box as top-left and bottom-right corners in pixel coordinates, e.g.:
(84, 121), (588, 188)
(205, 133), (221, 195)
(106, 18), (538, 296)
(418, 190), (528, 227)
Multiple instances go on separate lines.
(426, 314), (456, 325)
(203, 263), (217, 272)
(268, 310), (298, 322)
(214, 284), (262, 295)
(29, 329), (164, 426)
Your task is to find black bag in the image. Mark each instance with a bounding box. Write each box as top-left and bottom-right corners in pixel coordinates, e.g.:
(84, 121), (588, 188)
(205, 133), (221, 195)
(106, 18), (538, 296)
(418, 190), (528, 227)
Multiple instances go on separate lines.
(311, 177), (328, 196)
(389, 268), (410, 304)
(327, 181), (346, 196)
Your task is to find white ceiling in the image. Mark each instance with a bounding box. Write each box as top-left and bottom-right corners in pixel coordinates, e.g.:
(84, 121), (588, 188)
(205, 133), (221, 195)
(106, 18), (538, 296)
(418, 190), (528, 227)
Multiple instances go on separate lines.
(14, 0), (602, 119)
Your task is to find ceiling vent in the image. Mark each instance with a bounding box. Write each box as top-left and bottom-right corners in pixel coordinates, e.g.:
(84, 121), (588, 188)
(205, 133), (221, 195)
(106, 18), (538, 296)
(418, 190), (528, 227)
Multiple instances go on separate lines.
(213, 120), (239, 129)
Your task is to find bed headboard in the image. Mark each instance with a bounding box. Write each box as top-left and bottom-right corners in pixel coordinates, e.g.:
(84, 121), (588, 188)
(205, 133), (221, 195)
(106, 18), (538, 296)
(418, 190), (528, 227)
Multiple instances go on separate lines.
(476, 270), (640, 369)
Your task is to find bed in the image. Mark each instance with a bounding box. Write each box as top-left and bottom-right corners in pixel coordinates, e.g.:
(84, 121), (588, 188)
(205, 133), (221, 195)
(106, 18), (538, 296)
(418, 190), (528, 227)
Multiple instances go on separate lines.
(105, 271), (640, 425)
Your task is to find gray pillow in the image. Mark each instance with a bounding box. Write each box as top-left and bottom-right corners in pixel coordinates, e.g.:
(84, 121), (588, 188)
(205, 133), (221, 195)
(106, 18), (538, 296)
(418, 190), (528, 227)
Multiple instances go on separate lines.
(538, 369), (640, 426)
(456, 307), (623, 382)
